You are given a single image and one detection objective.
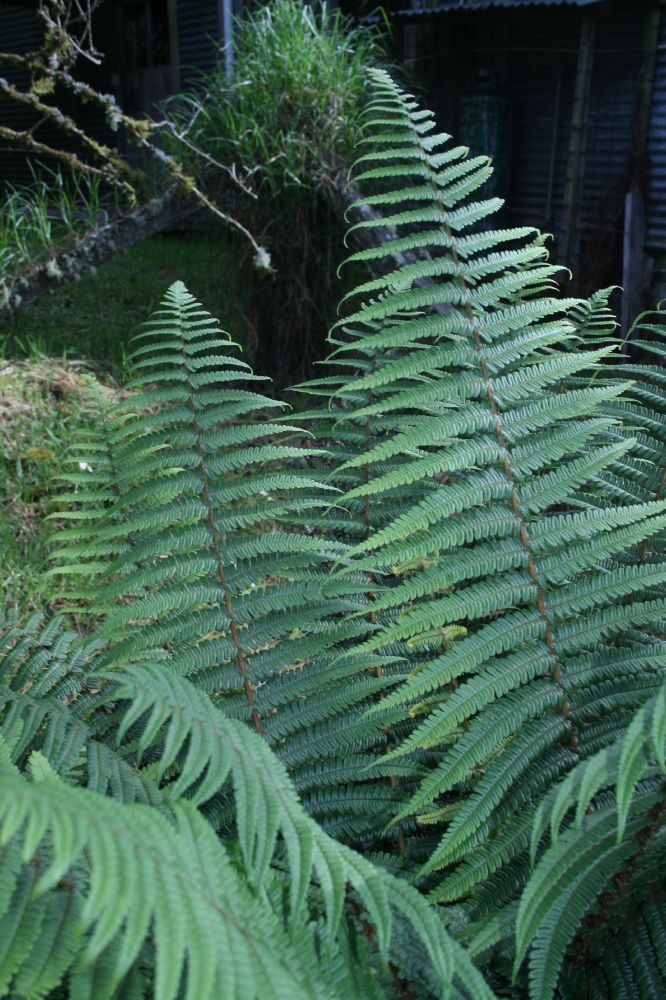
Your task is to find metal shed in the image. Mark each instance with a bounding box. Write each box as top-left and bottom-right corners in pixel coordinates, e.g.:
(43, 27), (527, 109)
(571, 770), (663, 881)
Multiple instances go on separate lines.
(0, 0), (237, 185)
(368, 0), (664, 315)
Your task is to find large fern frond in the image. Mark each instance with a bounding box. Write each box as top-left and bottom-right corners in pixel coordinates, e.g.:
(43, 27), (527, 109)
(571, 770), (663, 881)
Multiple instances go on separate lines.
(0, 646), (494, 1000)
(318, 70), (666, 916)
(49, 284), (429, 844)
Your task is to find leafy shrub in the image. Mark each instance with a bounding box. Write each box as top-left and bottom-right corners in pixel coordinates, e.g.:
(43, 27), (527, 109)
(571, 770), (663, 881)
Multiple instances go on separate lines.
(0, 70), (664, 999)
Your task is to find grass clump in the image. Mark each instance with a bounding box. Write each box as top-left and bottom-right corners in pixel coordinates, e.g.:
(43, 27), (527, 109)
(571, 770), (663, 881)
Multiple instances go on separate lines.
(164, 0), (387, 384)
(170, 0), (383, 193)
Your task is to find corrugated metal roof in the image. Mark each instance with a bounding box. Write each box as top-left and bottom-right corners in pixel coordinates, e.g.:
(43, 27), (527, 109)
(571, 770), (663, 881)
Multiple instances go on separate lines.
(399, 0), (603, 14)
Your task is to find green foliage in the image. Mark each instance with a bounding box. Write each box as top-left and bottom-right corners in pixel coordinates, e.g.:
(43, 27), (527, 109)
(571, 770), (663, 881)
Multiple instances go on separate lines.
(303, 69), (666, 995)
(514, 684), (666, 998)
(48, 282), (419, 848)
(0, 615), (488, 1000)
(1, 69), (665, 999)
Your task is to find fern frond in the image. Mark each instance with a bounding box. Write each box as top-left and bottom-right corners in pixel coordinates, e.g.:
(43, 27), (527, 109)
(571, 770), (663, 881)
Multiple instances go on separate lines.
(0, 761), (338, 1000)
(316, 69), (666, 919)
(0, 658), (495, 1000)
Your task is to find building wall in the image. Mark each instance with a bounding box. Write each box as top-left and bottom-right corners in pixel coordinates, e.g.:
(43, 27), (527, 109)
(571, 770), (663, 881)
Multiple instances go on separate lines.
(0, 0), (236, 187)
(391, 2), (656, 300)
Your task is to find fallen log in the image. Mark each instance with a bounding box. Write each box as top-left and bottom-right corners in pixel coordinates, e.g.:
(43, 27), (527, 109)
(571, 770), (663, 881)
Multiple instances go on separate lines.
(0, 187), (188, 319)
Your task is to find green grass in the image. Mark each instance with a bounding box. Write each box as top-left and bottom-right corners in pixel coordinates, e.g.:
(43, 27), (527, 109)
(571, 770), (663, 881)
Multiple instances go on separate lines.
(1, 232), (254, 378)
(1, 166), (116, 304)
(0, 230), (254, 614)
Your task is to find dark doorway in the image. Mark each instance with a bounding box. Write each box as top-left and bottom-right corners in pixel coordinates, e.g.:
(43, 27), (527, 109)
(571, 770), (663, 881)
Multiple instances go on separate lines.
(115, 0), (176, 117)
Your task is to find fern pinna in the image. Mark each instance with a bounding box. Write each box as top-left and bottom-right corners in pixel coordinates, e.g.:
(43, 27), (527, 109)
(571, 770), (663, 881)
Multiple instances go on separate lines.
(320, 69), (666, 995)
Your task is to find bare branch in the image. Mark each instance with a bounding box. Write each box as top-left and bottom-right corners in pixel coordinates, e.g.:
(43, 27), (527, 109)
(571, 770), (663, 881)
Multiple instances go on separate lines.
(0, 76), (139, 199)
(38, 0), (105, 67)
(0, 124), (117, 183)
(0, 0), (271, 266)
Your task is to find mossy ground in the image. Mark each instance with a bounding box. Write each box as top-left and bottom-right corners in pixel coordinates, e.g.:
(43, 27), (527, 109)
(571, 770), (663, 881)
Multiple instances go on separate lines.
(0, 360), (94, 613)
(0, 232), (253, 613)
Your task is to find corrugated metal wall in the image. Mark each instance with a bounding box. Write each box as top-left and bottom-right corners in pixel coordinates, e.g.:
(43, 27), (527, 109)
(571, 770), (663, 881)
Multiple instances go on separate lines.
(0, 5), (43, 186)
(496, 7), (580, 234)
(646, 11), (666, 253)
(0, 0), (238, 187)
(575, 9), (646, 294)
(177, 0), (223, 85)
(394, 2), (653, 295)
(396, 8), (582, 231)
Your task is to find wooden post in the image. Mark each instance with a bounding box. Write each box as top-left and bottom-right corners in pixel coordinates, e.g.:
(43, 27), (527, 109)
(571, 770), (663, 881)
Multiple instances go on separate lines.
(218, 0), (234, 79)
(622, 181), (646, 336)
(558, 11), (595, 274)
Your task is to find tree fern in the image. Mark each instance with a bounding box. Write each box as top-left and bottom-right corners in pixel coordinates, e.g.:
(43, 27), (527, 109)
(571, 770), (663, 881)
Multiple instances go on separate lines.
(3, 65), (665, 1000)
(318, 68), (666, 952)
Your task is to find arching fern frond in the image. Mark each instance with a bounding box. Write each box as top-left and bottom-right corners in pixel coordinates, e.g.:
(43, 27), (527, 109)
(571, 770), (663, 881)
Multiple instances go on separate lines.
(0, 658), (495, 1000)
(317, 69), (666, 916)
(0, 612), (164, 806)
(104, 661), (490, 995)
(0, 758), (338, 1000)
(529, 681), (665, 856)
